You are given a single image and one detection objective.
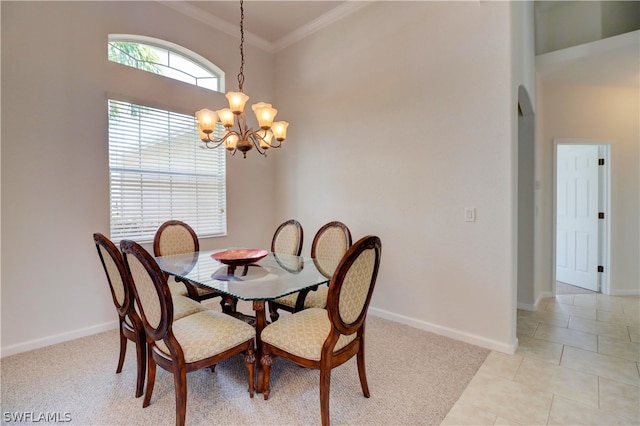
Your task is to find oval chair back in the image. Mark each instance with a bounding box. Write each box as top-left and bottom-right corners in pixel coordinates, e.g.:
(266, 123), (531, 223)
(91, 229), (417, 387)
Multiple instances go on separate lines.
(153, 220), (199, 256)
(153, 220), (221, 302)
(93, 233), (146, 398)
(121, 239), (174, 343)
(311, 221), (353, 279)
(326, 235), (381, 337)
(271, 219), (303, 255)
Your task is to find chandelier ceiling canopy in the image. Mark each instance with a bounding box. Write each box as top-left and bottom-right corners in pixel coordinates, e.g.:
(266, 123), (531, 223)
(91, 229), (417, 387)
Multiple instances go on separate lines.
(195, 0), (289, 158)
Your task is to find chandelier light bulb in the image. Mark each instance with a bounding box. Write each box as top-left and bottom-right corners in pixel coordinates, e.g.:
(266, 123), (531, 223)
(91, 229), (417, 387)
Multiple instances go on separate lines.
(271, 121), (289, 141)
(195, 109), (218, 133)
(224, 132), (239, 151)
(226, 92), (250, 114)
(216, 108), (235, 128)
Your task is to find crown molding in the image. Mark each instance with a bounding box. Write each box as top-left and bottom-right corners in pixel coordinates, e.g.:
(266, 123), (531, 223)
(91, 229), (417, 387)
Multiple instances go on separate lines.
(158, 1), (273, 53)
(273, 1), (373, 52)
(158, 1), (373, 54)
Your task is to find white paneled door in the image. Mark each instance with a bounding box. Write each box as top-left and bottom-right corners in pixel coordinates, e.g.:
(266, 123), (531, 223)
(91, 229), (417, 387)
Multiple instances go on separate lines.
(556, 144), (599, 291)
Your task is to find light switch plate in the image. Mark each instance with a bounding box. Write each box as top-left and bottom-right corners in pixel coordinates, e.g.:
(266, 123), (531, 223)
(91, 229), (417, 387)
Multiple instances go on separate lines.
(465, 207), (476, 222)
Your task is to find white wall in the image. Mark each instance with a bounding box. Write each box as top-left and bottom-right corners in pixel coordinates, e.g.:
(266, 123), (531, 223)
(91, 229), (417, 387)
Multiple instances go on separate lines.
(1, 1), (279, 356)
(273, 1), (521, 352)
(2, 0), (535, 356)
(538, 83), (640, 295)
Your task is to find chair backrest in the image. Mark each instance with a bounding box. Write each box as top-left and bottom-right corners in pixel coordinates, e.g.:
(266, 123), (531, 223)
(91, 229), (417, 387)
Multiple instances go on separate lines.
(311, 221), (352, 278)
(271, 219), (303, 256)
(326, 235), (381, 334)
(153, 220), (199, 257)
(93, 233), (132, 318)
(121, 239), (174, 342)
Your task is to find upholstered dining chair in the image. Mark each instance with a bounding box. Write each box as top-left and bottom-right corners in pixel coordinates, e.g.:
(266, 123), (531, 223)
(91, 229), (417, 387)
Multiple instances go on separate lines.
(269, 221), (351, 321)
(153, 220), (220, 302)
(270, 219), (304, 256)
(260, 235), (382, 426)
(93, 233), (146, 398)
(267, 219), (304, 321)
(94, 233), (208, 399)
(120, 239), (256, 426)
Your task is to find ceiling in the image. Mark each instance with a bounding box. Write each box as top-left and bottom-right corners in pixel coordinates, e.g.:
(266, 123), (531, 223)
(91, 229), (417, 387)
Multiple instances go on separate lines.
(536, 30), (639, 88)
(159, 1), (365, 52)
(186, 1), (346, 43)
(161, 1), (639, 87)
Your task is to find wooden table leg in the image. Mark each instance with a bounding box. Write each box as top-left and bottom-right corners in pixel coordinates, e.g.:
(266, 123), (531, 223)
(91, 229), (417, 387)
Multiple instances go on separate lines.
(252, 300), (266, 393)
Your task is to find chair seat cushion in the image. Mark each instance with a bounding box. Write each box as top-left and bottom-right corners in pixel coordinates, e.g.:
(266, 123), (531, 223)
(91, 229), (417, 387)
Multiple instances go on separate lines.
(168, 280), (189, 297)
(168, 279), (218, 298)
(302, 286), (328, 309)
(156, 310), (254, 363)
(261, 308), (356, 361)
(273, 293), (298, 308)
(172, 295), (206, 321)
(274, 286), (328, 310)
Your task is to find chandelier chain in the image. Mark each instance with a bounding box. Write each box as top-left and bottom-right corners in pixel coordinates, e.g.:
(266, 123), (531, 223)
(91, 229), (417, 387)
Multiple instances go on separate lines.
(238, 0), (245, 92)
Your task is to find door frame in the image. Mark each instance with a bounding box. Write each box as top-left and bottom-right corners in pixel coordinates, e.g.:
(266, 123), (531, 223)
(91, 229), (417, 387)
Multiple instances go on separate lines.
(553, 139), (611, 294)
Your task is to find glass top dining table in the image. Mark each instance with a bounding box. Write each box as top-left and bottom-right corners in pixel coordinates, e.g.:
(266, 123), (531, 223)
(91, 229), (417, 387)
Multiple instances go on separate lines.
(154, 249), (331, 302)
(155, 249), (332, 393)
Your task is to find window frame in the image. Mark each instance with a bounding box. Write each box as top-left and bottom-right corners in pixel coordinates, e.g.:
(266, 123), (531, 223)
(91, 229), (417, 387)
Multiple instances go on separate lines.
(108, 34), (226, 92)
(106, 35), (228, 243)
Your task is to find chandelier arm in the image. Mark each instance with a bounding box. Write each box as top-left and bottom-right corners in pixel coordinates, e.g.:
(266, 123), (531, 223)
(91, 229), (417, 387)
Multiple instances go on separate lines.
(248, 129), (283, 149)
(248, 133), (268, 157)
(203, 130), (239, 149)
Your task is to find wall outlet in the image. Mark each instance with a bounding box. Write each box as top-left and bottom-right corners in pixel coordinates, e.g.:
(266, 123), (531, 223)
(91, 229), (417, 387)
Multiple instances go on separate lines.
(465, 207), (476, 222)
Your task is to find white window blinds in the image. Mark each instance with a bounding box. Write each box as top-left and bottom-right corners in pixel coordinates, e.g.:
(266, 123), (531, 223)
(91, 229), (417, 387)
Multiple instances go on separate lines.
(108, 99), (226, 242)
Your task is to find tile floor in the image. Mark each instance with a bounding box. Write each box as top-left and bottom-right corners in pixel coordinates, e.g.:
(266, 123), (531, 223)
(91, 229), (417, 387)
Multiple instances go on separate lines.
(441, 291), (640, 425)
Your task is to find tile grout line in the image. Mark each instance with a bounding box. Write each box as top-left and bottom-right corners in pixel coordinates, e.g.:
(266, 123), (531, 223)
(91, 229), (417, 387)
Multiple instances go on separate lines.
(546, 394), (555, 425)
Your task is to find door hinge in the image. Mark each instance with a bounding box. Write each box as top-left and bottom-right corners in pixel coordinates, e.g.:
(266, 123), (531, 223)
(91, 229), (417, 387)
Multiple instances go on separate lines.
(598, 212), (605, 219)
(599, 158), (605, 166)
(598, 265), (604, 273)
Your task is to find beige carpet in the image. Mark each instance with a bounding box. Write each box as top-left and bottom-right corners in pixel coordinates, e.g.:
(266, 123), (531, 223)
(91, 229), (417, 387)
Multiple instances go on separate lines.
(1, 314), (488, 425)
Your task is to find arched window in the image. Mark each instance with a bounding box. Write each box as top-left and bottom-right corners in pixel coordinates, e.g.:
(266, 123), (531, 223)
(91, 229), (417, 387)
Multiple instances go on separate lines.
(107, 35), (227, 241)
(108, 34), (225, 92)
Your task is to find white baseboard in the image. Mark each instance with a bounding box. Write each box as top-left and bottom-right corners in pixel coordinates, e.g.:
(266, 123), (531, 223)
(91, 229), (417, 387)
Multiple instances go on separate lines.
(368, 307), (517, 355)
(518, 291), (554, 311)
(609, 289), (640, 296)
(1, 321), (118, 358)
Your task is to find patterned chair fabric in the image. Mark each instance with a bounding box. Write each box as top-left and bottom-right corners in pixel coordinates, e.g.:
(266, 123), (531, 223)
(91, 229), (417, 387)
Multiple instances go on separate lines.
(271, 219), (303, 256)
(120, 239), (255, 426)
(172, 295), (206, 320)
(155, 224), (197, 255)
(336, 249), (376, 323)
(156, 310), (255, 363)
(260, 308), (356, 361)
(260, 235), (381, 426)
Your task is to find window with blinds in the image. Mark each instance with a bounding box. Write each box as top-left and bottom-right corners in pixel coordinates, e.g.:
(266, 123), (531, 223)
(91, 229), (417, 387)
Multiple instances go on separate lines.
(108, 99), (226, 242)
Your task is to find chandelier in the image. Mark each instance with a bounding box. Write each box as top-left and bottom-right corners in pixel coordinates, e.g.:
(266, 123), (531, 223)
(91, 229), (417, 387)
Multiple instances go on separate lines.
(195, 0), (289, 158)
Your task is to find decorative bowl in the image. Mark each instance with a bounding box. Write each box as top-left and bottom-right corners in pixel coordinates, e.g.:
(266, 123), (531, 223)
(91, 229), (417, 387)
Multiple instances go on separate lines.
(211, 249), (269, 267)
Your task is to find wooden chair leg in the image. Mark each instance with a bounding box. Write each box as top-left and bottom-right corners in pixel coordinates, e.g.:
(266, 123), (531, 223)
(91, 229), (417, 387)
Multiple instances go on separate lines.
(173, 363), (188, 426)
(116, 324), (127, 374)
(356, 343), (370, 398)
(245, 347), (256, 398)
(134, 337), (146, 398)
(143, 354), (156, 408)
(319, 365), (332, 426)
(260, 353), (272, 400)
(267, 301), (280, 322)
